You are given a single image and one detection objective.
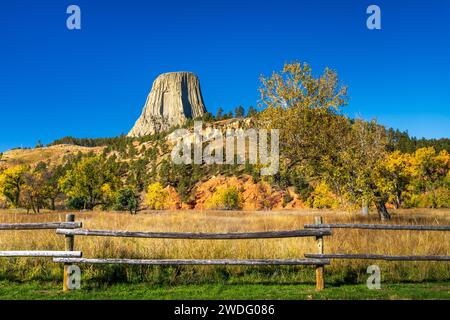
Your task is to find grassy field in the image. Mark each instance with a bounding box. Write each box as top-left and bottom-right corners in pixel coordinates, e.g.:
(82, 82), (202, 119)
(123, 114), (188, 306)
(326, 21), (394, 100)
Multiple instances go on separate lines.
(0, 208), (449, 299)
(0, 281), (448, 300)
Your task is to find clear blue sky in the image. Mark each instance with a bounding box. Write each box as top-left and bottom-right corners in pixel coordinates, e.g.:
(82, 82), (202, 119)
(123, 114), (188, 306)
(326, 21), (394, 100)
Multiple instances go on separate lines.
(1, 0), (449, 152)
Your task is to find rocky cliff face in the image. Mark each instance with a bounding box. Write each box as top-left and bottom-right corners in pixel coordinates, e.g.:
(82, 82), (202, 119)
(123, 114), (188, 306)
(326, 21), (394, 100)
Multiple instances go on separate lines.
(128, 72), (207, 137)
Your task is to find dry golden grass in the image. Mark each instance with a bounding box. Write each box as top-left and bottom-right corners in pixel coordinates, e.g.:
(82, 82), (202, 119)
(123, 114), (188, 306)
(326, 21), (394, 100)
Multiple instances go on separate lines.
(1, 145), (104, 168)
(0, 208), (449, 284)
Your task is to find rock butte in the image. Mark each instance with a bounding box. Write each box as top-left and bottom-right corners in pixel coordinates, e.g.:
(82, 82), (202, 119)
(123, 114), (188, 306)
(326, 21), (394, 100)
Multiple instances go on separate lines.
(128, 72), (207, 137)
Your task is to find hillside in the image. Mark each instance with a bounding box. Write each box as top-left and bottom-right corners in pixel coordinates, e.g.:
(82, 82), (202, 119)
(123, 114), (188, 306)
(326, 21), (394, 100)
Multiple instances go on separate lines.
(1, 144), (104, 169)
(0, 118), (307, 211)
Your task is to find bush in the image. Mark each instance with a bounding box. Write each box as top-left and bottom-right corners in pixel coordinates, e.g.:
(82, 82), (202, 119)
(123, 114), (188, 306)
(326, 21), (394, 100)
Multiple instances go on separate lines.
(404, 188), (450, 208)
(435, 187), (450, 208)
(114, 188), (139, 214)
(306, 181), (339, 209)
(67, 197), (87, 210)
(205, 187), (243, 210)
(145, 182), (169, 210)
(282, 192), (293, 207)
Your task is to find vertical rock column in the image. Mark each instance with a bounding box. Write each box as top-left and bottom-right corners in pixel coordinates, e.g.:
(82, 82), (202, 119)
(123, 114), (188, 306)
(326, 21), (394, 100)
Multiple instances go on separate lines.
(128, 72), (207, 137)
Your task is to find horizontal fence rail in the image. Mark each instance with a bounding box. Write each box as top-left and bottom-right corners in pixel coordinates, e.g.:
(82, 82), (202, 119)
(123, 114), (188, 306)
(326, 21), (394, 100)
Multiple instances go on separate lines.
(56, 228), (332, 239)
(0, 251), (82, 258)
(0, 222), (82, 230)
(304, 253), (450, 261)
(53, 258), (330, 266)
(304, 223), (450, 231)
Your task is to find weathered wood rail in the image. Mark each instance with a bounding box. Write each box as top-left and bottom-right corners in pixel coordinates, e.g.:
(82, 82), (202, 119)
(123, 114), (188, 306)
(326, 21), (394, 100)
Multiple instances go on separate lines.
(56, 228), (332, 239)
(0, 251), (82, 257)
(304, 223), (450, 231)
(0, 221), (82, 230)
(304, 254), (450, 261)
(0, 216), (82, 260)
(303, 220), (450, 262)
(54, 258), (330, 265)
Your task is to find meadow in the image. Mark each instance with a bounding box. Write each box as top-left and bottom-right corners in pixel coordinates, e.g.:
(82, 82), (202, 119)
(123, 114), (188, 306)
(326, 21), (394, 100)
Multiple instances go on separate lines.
(0, 208), (448, 292)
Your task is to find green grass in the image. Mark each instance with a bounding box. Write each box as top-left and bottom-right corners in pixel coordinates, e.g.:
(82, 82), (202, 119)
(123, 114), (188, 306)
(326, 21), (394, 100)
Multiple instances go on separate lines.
(0, 281), (448, 300)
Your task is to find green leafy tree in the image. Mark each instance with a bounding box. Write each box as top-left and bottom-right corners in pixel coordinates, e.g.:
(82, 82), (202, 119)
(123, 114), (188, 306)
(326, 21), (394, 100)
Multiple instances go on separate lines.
(257, 61), (349, 174)
(202, 112), (215, 122)
(234, 105), (245, 118)
(216, 107), (224, 120)
(247, 106), (258, 117)
(257, 62), (392, 219)
(114, 188), (139, 214)
(33, 162), (64, 210)
(205, 187), (243, 210)
(59, 156), (120, 210)
(128, 158), (149, 192)
(21, 170), (47, 213)
(334, 119), (391, 219)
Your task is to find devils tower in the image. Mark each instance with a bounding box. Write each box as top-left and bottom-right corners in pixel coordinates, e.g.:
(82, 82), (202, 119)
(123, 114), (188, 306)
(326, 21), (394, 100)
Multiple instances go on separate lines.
(128, 72), (207, 137)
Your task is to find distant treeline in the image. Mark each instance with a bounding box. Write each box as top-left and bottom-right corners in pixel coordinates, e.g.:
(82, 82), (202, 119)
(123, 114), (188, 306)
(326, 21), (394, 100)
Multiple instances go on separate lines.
(47, 127), (450, 153)
(387, 128), (450, 153)
(48, 135), (134, 148)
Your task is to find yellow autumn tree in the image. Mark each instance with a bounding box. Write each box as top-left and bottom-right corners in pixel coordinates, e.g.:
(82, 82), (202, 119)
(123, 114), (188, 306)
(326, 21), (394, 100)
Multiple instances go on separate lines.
(145, 182), (169, 210)
(374, 151), (412, 209)
(0, 165), (29, 207)
(306, 181), (339, 209)
(407, 147), (450, 208)
(205, 186), (243, 210)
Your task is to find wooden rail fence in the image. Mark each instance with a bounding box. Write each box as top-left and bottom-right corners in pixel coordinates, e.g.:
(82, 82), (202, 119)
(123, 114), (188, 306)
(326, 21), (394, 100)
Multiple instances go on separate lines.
(304, 221), (450, 262)
(0, 217), (82, 258)
(53, 214), (332, 291)
(1, 214), (449, 292)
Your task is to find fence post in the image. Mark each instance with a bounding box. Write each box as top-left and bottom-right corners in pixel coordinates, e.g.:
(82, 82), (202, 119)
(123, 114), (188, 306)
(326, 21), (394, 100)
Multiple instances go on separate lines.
(314, 216), (324, 290)
(63, 213), (75, 291)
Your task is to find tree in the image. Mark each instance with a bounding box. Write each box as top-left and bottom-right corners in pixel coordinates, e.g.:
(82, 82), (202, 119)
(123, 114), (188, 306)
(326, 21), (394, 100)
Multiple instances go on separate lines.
(338, 119), (391, 220)
(59, 156), (120, 210)
(306, 181), (339, 209)
(114, 188), (139, 214)
(216, 107), (224, 120)
(247, 106), (258, 118)
(409, 147), (450, 208)
(234, 105), (245, 118)
(21, 171), (47, 213)
(257, 62), (349, 174)
(128, 158), (149, 192)
(376, 151), (412, 209)
(0, 165), (28, 207)
(145, 182), (168, 210)
(223, 111), (233, 119)
(205, 186), (243, 210)
(256, 62), (391, 219)
(202, 112), (215, 122)
(32, 162), (63, 210)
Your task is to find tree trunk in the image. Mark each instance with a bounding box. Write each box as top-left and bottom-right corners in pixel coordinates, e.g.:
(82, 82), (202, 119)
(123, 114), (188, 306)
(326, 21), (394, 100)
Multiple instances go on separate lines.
(361, 200), (369, 215)
(15, 189), (20, 207)
(51, 198), (56, 211)
(375, 200), (391, 220)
